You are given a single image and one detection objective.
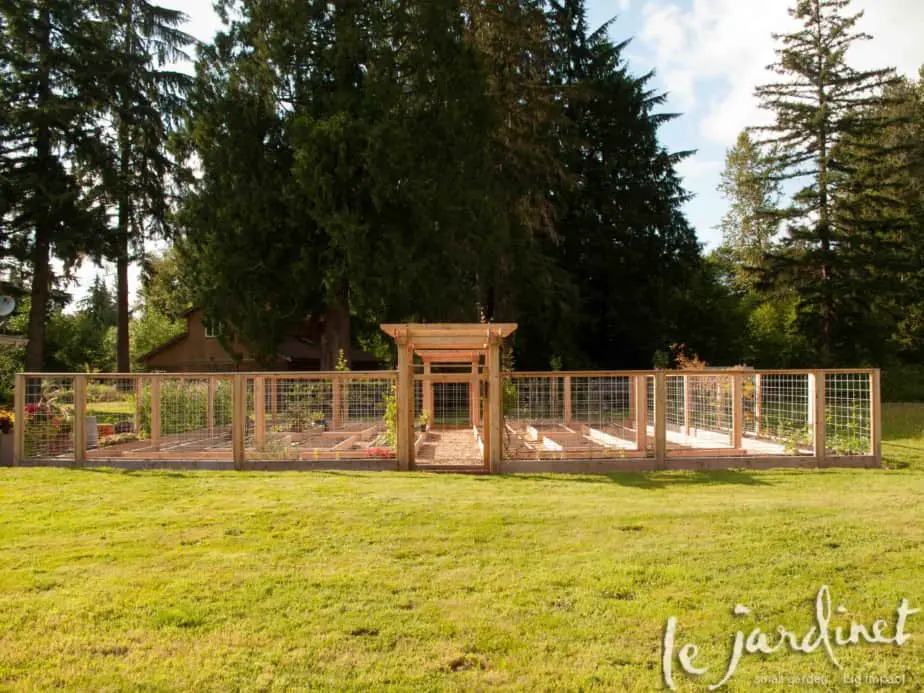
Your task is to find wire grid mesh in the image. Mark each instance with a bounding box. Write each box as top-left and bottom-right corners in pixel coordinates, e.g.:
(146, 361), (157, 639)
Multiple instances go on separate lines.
(503, 375), (643, 460)
(151, 376), (235, 454)
(432, 382), (470, 427)
(248, 374), (395, 460)
(825, 373), (871, 456)
(570, 375), (634, 430)
(85, 376), (140, 457)
(23, 376), (76, 459)
(414, 379), (423, 421)
(748, 374), (811, 454)
(664, 374), (734, 451)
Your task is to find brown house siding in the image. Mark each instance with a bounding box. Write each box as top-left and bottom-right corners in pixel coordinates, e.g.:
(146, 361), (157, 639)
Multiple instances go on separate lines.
(141, 308), (380, 372)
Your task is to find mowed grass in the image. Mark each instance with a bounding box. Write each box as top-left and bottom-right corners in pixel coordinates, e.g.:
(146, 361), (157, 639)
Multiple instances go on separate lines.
(0, 406), (923, 691)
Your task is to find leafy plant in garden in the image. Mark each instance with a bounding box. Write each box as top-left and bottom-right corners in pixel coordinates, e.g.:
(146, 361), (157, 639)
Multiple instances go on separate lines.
(382, 384), (397, 449)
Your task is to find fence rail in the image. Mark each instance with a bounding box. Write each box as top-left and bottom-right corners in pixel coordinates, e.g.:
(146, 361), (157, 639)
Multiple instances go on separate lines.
(12, 368), (880, 472)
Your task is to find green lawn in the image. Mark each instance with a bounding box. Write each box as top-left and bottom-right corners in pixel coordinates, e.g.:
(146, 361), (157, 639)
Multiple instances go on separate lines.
(1, 405), (923, 691)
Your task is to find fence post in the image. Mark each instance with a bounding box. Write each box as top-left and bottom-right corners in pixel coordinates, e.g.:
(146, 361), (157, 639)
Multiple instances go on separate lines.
(13, 373), (25, 465)
(232, 374), (244, 470)
(150, 376), (161, 452)
(871, 369), (881, 464)
(732, 372), (743, 450)
(563, 375), (572, 426)
(635, 375), (647, 453)
(655, 370), (666, 469)
(395, 336), (413, 470)
(813, 370), (826, 466)
(683, 374), (691, 436)
(422, 361), (433, 422)
(487, 331), (503, 472)
(74, 374), (87, 464)
(754, 373), (762, 437)
(254, 376), (265, 451)
(470, 358), (479, 427)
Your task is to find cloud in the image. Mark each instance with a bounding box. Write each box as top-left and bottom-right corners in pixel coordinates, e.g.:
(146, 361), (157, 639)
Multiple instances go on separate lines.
(635, 0), (924, 247)
(640, 0), (924, 144)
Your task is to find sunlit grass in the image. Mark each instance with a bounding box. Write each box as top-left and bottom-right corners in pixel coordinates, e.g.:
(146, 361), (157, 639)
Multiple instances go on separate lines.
(0, 404), (922, 690)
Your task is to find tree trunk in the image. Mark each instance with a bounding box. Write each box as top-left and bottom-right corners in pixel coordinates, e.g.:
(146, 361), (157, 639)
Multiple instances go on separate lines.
(320, 282), (350, 371)
(116, 1), (133, 373)
(116, 238), (130, 371)
(26, 3), (53, 372)
(25, 233), (51, 371)
(116, 123), (131, 372)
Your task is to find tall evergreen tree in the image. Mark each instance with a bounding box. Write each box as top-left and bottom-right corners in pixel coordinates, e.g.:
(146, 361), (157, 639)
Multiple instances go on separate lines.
(753, 0), (900, 364)
(0, 0), (112, 369)
(544, 1), (703, 367)
(99, 0), (193, 372)
(178, 0), (503, 368)
(717, 130), (780, 291)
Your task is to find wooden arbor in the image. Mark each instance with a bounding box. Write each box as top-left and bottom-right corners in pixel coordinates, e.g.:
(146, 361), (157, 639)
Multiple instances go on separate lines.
(380, 323), (518, 472)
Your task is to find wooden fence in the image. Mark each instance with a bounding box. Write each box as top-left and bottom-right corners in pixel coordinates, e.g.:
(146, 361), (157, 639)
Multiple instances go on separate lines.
(11, 368), (880, 472)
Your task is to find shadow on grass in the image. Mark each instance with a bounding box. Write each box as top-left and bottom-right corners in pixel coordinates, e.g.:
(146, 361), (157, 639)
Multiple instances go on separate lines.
(497, 469), (773, 488)
(71, 467), (199, 479)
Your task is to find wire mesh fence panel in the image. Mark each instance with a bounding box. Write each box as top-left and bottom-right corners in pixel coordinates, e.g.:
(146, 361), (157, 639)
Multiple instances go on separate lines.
(570, 375), (636, 442)
(503, 374), (643, 460)
(751, 374), (812, 455)
(825, 372), (871, 456)
(23, 376), (76, 459)
(247, 374), (396, 461)
(85, 376), (144, 459)
(664, 374), (735, 453)
(433, 382), (470, 427)
(149, 376), (235, 456)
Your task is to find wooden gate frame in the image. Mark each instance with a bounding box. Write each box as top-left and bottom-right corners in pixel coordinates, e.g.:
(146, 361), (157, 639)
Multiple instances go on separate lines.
(380, 323), (517, 472)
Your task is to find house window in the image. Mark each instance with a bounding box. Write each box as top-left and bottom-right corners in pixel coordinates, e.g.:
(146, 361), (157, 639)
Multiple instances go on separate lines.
(204, 317), (222, 339)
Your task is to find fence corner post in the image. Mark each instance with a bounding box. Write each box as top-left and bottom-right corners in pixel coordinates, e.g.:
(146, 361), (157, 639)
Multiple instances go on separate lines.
(813, 370), (826, 467)
(654, 370), (667, 469)
(871, 369), (881, 465)
(232, 374), (245, 470)
(13, 373), (25, 465)
(74, 374), (87, 465)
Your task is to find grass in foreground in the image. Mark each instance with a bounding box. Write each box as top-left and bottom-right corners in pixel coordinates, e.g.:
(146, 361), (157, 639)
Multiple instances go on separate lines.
(0, 405), (922, 691)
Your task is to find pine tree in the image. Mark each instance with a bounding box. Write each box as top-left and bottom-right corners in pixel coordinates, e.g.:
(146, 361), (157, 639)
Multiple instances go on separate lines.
(717, 130), (781, 291)
(0, 0), (112, 369)
(753, 0), (900, 363)
(99, 0), (193, 372)
(544, 0), (703, 367)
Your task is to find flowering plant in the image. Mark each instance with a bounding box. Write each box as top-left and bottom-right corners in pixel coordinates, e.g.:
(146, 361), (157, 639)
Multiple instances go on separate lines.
(0, 410), (13, 435)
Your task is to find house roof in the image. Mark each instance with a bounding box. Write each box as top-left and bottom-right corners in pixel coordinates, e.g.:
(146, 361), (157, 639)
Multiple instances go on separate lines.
(138, 329), (190, 362)
(139, 316), (381, 366)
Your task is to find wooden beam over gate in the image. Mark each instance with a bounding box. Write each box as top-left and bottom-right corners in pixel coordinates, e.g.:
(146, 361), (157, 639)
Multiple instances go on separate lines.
(381, 323), (517, 472)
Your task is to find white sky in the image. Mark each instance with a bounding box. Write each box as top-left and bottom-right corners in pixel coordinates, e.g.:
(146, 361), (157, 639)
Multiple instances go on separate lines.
(70, 0), (924, 304)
